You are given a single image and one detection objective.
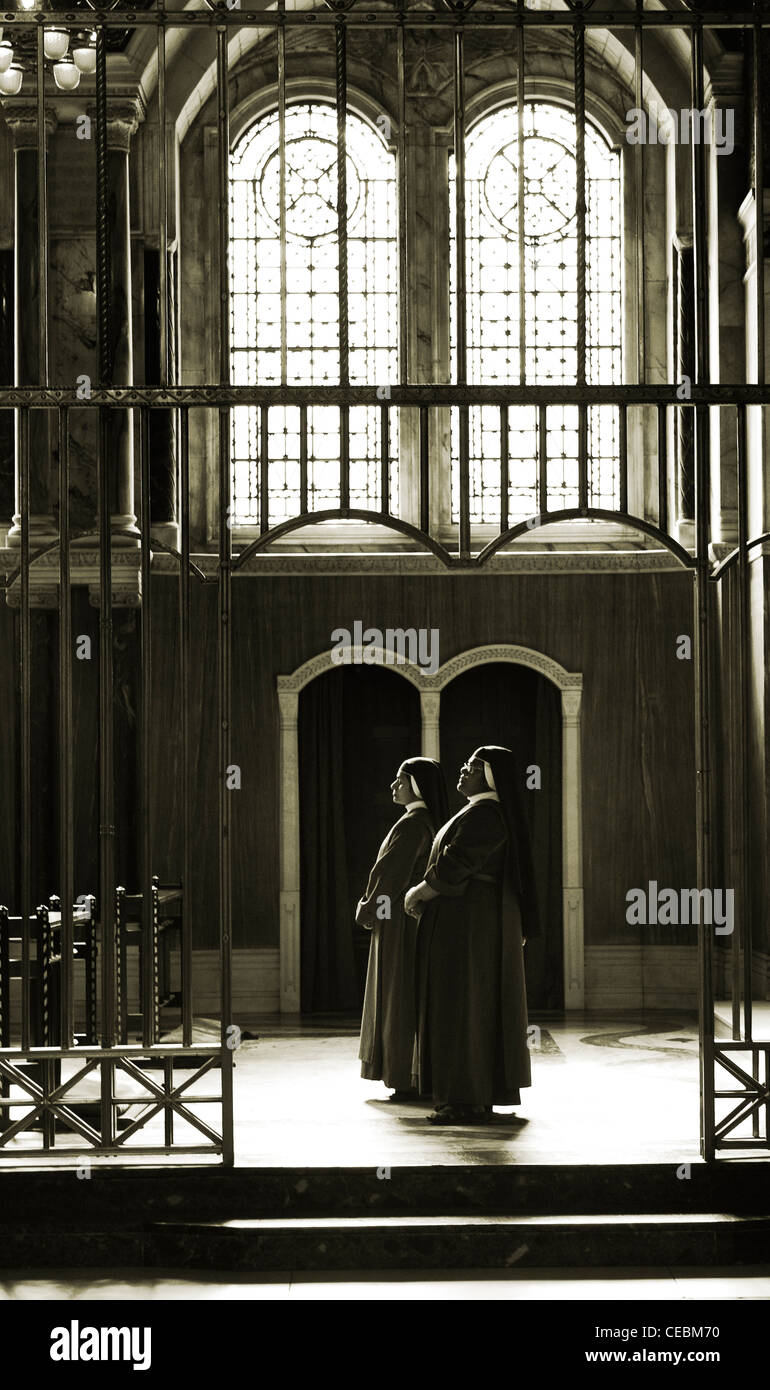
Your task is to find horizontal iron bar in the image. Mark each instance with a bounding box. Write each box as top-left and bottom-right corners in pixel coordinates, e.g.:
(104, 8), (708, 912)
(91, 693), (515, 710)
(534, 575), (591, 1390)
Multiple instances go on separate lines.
(1, 386), (769, 407)
(0, 1046), (224, 1060)
(0, 1146), (224, 1158)
(0, 1096), (222, 1107)
(0, 10), (766, 28)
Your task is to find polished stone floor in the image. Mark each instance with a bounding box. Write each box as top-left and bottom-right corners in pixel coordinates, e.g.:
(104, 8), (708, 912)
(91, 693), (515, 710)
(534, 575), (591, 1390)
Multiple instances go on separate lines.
(2, 1266), (770, 1300)
(2, 1010), (764, 1165)
(232, 1011), (706, 1166)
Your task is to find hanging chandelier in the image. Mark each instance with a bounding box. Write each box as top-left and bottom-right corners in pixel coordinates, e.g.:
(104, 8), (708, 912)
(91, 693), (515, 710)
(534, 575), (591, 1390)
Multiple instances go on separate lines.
(0, 1), (105, 96)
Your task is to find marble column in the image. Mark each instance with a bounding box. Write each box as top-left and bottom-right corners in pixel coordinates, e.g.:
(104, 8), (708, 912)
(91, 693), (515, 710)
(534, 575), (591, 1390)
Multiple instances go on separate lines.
(5, 105), (57, 543)
(277, 686), (301, 1012)
(420, 689), (440, 760)
(561, 687), (585, 1009)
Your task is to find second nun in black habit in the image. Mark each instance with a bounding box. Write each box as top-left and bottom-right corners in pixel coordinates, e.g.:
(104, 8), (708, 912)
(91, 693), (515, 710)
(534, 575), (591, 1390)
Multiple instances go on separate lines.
(405, 745), (539, 1124)
(357, 757), (449, 1099)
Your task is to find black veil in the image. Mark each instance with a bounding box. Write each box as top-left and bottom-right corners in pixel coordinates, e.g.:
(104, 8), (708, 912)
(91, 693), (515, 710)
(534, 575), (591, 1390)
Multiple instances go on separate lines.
(401, 757), (449, 832)
(473, 745), (540, 939)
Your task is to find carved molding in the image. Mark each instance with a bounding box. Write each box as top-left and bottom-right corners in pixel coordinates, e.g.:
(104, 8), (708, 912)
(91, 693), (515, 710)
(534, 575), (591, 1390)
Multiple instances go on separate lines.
(278, 641), (582, 696)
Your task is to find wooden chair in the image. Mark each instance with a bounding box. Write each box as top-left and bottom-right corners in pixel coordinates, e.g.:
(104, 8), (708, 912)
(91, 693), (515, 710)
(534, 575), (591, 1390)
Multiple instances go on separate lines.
(115, 877), (183, 1045)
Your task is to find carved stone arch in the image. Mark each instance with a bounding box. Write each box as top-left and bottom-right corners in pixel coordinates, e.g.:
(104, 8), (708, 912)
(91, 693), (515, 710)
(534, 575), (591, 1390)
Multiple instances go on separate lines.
(230, 78), (400, 153)
(460, 70), (660, 150)
(277, 640), (585, 1010)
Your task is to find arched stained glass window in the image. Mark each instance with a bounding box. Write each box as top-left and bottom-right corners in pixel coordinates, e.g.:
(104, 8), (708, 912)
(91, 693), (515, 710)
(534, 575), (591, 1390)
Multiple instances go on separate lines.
(450, 101), (622, 524)
(230, 102), (399, 524)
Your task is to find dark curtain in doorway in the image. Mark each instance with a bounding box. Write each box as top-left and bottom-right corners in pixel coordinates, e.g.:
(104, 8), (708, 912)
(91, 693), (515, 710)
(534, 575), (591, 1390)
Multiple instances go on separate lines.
(299, 665), (422, 1013)
(440, 663), (563, 1011)
(299, 668), (358, 1012)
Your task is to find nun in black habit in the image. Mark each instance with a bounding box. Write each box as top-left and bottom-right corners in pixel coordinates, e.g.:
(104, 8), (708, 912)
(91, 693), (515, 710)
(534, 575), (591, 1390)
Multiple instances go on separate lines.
(405, 746), (539, 1124)
(357, 757), (449, 1098)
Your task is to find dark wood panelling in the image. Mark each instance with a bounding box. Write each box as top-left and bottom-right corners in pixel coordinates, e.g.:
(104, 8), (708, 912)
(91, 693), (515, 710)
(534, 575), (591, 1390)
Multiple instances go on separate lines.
(0, 569), (698, 953)
(142, 569), (696, 949)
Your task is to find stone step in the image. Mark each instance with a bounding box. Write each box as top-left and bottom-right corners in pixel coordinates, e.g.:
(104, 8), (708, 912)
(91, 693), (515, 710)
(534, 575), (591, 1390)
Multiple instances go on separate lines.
(137, 1211), (770, 1271)
(2, 1162), (770, 1228)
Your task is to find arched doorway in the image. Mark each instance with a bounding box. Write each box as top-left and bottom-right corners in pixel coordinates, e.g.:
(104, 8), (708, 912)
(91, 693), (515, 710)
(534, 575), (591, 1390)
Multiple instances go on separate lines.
(297, 665), (421, 1013)
(440, 663), (563, 1011)
(278, 642), (583, 1011)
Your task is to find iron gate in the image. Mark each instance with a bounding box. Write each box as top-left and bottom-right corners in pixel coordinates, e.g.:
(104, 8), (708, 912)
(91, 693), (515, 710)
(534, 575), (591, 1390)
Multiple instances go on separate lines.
(0, 0), (768, 1162)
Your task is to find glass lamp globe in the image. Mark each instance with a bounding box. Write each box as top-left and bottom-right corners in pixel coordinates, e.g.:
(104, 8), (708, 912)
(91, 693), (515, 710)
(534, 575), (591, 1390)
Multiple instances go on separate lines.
(53, 57), (81, 92)
(44, 30), (70, 62)
(0, 63), (24, 96)
(0, 42), (12, 75)
(72, 42), (97, 75)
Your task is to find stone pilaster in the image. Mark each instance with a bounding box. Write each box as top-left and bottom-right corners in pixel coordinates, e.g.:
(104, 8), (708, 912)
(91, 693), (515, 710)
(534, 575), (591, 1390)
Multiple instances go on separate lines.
(4, 103), (57, 545)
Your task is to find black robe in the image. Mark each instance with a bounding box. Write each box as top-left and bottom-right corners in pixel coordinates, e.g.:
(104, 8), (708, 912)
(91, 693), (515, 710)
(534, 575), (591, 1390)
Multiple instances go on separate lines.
(413, 797), (531, 1108)
(357, 806), (434, 1090)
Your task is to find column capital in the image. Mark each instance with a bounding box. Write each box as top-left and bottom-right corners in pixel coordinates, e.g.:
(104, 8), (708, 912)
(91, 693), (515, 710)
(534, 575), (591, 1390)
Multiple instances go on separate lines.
(3, 102), (57, 149)
(85, 97), (143, 151)
(705, 53), (746, 108)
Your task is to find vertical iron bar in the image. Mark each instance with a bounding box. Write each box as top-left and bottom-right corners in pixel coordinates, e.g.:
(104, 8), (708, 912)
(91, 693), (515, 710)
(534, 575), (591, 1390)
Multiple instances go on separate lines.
(500, 404), (509, 534)
(419, 406), (429, 534)
(380, 403), (390, 515)
(538, 402), (547, 518)
(516, 9), (526, 387)
(19, 407), (30, 1052)
(618, 402), (628, 514)
(36, 26), (48, 393)
(335, 18), (349, 387)
(260, 404), (269, 533)
(278, 4), (287, 390)
(179, 406), (192, 1047)
(453, 29), (467, 387)
(217, 23), (234, 1167)
(96, 26), (110, 386)
(58, 406), (73, 1048)
(95, 25), (116, 1133)
(578, 403), (588, 512)
(299, 403), (308, 514)
(736, 404), (752, 1043)
(574, 19), (586, 388)
(657, 402), (668, 533)
(140, 408), (153, 1048)
(574, 18), (588, 518)
(691, 17), (713, 1160)
(340, 404), (350, 511)
(754, 16), (765, 387)
(164, 1056), (173, 1148)
(458, 407), (470, 556)
(397, 11), (408, 384)
(335, 17), (350, 511)
(634, 3), (646, 382)
(454, 27), (469, 555)
(158, 4), (168, 389)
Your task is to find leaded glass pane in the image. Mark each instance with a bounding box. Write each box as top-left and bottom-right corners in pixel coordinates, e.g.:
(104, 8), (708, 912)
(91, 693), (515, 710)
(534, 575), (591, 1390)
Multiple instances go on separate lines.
(230, 103), (399, 524)
(450, 102), (622, 525)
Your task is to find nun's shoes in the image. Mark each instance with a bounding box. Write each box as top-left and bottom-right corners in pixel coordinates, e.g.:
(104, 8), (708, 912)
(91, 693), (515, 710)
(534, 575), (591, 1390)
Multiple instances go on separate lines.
(427, 1105), (490, 1125)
